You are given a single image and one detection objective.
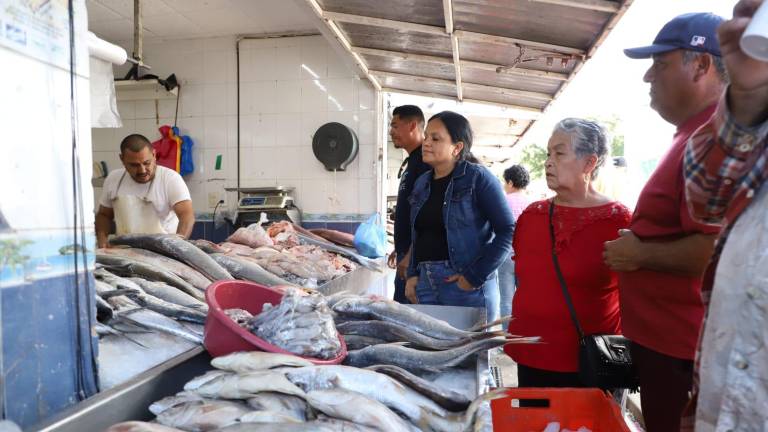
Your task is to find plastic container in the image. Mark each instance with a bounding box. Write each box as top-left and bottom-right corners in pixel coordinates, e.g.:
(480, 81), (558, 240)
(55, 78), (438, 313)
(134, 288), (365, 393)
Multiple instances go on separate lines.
(491, 387), (630, 432)
(204, 280), (347, 364)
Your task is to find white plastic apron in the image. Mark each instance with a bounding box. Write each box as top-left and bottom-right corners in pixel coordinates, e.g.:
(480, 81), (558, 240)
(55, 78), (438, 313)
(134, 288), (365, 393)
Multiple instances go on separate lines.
(112, 172), (167, 235)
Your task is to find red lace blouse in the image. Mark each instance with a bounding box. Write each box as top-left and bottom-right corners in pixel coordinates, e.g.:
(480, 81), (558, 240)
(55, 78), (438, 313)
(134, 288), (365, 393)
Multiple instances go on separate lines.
(505, 199), (631, 372)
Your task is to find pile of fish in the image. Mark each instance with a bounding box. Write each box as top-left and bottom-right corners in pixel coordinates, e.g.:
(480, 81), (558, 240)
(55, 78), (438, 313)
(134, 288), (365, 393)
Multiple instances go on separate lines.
(94, 267), (207, 346)
(188, 217), (381, 288)
(106, 351), (504, 432)
(226, 288), (342, 360)
(93, 221), (378, 347)
(329, 294), (539, 374)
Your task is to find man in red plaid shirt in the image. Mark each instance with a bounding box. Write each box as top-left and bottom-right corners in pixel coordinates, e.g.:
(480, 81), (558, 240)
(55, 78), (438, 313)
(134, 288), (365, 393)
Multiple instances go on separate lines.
(683, 0), (768, 430)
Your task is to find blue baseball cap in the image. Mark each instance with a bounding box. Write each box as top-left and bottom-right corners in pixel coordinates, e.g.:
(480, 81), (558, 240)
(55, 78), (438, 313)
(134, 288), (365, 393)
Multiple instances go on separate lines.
(624, 12), (725, 59)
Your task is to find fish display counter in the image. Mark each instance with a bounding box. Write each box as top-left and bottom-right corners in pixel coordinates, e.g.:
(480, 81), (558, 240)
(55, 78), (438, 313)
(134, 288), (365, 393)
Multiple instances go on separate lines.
(91, 224), (385, 391)
(32, 305), (494, 432)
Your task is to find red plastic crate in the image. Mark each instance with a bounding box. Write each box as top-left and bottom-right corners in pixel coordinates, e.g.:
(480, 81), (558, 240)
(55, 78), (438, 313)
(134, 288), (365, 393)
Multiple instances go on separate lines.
(203, 280), (347, 364)
(491, 387), (630, 432)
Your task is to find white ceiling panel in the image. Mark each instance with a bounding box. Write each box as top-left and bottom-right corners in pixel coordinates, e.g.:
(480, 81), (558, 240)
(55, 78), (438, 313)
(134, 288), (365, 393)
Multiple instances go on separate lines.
(87, 0), (316, 43)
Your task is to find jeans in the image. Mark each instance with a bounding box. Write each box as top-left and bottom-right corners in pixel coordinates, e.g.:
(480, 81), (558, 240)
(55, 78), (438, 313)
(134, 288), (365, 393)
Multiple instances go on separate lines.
(415, 260), (500, 323)
(497, 258), (516, 318)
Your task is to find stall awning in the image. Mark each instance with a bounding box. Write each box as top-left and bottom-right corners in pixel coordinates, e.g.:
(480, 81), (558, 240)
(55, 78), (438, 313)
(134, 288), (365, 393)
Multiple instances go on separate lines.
(298, 0), (633, 153)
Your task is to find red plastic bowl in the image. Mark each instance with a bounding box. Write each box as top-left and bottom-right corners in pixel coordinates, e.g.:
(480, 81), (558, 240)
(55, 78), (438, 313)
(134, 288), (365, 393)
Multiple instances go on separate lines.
(204, 280), (347, 364)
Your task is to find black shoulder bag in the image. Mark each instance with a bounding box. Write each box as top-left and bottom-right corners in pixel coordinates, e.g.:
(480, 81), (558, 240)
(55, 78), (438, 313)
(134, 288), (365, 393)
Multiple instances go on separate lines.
(548, 201), (639, 391)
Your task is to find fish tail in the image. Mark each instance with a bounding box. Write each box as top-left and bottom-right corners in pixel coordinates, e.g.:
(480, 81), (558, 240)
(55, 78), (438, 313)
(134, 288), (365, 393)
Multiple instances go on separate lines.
(468, 315), (513, 332)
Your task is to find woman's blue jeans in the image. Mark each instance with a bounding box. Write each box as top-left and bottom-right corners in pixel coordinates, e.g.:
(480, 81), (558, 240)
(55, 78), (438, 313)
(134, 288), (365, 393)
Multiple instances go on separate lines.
(415, 260), (500, 323)
(497, 258), (516, 319)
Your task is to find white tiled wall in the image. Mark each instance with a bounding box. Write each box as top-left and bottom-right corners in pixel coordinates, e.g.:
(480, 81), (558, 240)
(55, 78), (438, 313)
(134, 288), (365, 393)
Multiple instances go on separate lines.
(92, 35), (380, 217)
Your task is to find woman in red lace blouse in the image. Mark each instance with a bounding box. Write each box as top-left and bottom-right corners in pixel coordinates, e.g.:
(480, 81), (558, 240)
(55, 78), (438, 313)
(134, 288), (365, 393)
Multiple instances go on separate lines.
(505, 118), (631, 387)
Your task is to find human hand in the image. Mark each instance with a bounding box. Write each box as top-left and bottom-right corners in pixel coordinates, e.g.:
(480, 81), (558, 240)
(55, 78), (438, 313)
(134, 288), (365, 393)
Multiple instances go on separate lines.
(719, 0), (768, 124)
(396, 258), (409, 280)
(405, 276), (419, 304)
(387, 250), (397, 269)
(603, 229), (643, 272)
(446, 274), (475, 291)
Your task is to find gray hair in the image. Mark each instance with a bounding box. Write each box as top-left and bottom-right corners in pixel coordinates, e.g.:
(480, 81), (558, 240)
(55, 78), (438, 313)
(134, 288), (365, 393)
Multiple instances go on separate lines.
(553, 118), (608, 180)
(681, 50), (729, 83)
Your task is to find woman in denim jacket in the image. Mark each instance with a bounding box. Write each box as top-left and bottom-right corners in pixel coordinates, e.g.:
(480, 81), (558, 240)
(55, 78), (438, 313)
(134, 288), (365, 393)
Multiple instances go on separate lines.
(404, 111), (514, 322)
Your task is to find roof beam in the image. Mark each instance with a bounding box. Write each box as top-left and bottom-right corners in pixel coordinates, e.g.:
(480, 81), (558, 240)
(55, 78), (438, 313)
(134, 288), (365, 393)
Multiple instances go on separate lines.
(454, 30), (585, 56)
(324, 11), (585, 56)
(352, 46), (568, 81)
(451, 34), (463, 101)
(322, 11), (445, 36)
(381, 87), (543, 116)
(527, 0), (621, 13)
(299, 0), (381, 91)
(443, 0), (463, 101)
(372, 70), (553, 101)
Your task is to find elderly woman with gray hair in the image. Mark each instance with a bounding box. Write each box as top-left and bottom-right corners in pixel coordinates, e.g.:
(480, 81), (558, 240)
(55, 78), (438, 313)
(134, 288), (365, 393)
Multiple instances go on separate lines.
(505, 118), (632, 388)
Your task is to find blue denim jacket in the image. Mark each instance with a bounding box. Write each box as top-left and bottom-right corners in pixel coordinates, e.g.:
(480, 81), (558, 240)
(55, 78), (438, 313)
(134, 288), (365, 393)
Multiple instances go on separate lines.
(406, 160), (515, 287)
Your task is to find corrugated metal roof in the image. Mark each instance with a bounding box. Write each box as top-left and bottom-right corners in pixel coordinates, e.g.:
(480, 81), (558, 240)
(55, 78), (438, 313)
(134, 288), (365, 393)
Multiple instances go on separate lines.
(296, 0), (633, 163)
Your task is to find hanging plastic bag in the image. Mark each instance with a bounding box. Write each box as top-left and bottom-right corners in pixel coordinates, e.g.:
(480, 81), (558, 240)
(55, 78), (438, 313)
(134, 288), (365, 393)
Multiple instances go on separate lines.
(353, 214), (387, 258)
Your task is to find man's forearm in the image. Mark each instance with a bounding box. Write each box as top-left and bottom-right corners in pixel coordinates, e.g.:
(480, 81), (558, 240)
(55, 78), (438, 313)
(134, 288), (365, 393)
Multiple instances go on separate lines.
(176, 216), (195, 238)
(95, 214), (112, 247)
(636, 234), (716, 277)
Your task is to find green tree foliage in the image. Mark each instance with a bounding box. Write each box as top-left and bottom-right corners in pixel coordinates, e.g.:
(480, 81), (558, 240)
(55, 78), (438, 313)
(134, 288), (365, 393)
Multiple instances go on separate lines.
(519, 143), (548, 180)
(588, 114), (624, 157)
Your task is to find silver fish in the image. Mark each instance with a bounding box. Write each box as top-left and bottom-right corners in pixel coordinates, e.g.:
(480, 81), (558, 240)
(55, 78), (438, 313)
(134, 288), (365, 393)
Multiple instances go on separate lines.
(237, 410), (303, 424)
(337, 334), (391, 351)
(213, 419), (377, 432)
(365, 364), (471, 412)
(184, 370), (232, 391)
(149, 391), (205, 415)
(123, 289), (207, 324)
(94, 267), (143, 292)
(110, 234), (233, 281)
(211, 351), (314, 374)
(105, 421), (185, 432)
(285, 365), (447, 429)
(246, 392), (309, 422)
(193, 370), (306, 399)
(155, 399), (251, 431)
(94, 322), (148, 348)
(190, 239), (228, 254)
(304, 388), (417, 432)
(100, 247), (212, 290)
(333, 297), (486, 341)
(344, 337), (510, 374)
(117, 309), (203, 344)
(211, 253), (296, 287)
(337, 320), (507, 350)
(97, 254), (205, 302)
(128, 277), (208, 311)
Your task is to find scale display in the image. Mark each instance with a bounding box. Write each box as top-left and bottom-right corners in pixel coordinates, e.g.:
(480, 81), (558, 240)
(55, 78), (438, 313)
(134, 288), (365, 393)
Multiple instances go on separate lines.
(239, 197), (267, 207)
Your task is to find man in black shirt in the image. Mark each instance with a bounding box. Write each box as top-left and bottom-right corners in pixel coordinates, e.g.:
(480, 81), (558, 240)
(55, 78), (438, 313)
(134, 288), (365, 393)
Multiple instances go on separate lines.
(388, 105), (431, 303)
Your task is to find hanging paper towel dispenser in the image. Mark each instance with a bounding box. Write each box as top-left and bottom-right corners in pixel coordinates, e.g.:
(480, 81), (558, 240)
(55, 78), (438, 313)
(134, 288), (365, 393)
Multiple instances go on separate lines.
(312, 122), (359, 171)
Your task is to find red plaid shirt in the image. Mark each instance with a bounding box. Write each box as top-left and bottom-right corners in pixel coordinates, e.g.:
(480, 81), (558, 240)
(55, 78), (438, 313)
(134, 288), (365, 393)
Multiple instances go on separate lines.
(681, 92), (768, 429)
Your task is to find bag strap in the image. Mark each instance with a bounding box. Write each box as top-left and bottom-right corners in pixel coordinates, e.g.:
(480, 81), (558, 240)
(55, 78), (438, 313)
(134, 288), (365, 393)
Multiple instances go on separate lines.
(548, 201), (586, 340)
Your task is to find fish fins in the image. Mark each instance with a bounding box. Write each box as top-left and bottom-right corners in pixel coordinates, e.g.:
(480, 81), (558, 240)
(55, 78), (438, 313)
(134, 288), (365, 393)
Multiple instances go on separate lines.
(468, 315), (513, 332)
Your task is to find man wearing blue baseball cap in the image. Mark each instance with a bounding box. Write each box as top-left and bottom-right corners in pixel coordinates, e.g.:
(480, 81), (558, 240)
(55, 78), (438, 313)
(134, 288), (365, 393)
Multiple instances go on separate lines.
(603, 12), (728, 432)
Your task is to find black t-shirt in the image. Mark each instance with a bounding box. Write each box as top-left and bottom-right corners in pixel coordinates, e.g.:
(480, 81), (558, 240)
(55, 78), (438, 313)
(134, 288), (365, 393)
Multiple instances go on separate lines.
(414, 174), (451, 264)
(394, 146), (431, 254)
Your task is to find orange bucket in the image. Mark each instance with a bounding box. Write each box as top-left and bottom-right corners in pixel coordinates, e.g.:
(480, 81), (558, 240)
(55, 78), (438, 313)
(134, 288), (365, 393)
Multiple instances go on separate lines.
(491, 387), (630, 432)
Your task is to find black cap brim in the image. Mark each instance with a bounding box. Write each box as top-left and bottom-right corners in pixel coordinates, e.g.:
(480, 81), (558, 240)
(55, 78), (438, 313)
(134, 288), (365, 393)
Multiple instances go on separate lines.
(623, 43), (680, 59)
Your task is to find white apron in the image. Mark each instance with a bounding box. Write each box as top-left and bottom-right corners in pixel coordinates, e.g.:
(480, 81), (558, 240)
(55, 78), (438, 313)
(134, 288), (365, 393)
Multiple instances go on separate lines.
(112, 172), (166, 235)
